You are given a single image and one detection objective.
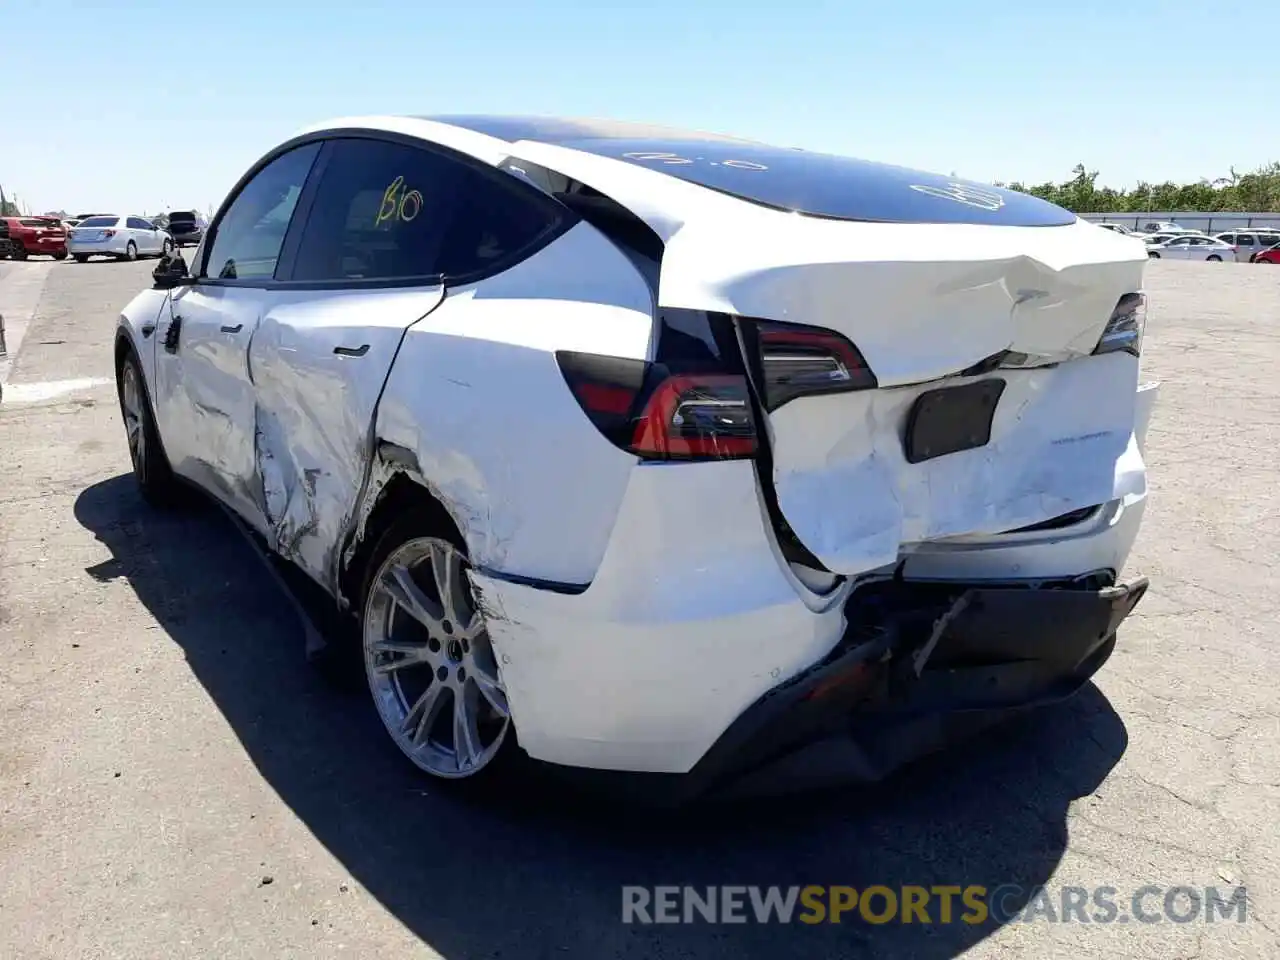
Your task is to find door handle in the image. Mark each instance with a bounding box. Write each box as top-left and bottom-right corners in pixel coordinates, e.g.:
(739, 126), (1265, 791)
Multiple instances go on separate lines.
(333, 344), (370, 357)
(220, 323), (243, 334)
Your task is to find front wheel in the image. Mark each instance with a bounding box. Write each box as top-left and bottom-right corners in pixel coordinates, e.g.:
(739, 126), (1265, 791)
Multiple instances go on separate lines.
(361, 521), (513, 782)
(10, 244), (27, 261)
(53, 249), (68, 261)
(1148, 252), (1161, 259)
(117, 351), (178, 505)
(161, 239), (173, 256)
(1206, 255), (1222, 262)
(74, 254), (89, 263)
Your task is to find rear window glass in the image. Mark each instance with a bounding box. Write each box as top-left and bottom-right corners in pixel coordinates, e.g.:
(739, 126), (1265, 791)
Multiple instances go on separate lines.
(563, 138), (1075, 226)
(19, 218), (59, 227)
(78, 216), (119, 227)
(169, 211), (197, 222)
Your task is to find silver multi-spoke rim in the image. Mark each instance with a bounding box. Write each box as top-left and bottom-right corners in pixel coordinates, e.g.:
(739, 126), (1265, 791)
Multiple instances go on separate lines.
(364, 536), (509, 779)
(121, 363), (146, 475)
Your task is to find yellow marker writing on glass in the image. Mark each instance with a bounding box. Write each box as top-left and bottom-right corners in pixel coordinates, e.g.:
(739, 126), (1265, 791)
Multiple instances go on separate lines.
(376, 176), (425, 227)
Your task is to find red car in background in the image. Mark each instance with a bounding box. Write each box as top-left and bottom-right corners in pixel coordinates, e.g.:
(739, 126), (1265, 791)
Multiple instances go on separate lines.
(1254, 243), (1280, 264)
(0, 216), (69, 260)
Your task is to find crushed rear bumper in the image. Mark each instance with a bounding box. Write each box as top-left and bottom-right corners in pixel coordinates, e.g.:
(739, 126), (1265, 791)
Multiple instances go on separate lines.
(545, 575), (1148, 805)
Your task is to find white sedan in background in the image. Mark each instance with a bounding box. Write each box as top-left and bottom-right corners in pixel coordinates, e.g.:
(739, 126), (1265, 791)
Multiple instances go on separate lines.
(68, 215), (173, 262)
(1145, 234), (1234, 261)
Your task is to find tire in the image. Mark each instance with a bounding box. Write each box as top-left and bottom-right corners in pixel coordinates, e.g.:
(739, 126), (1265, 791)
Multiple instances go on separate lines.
(53, 250), (68, 261)
(359, 512), (515, 784)
(1148, 252), (1161, 258)
(116, 350), (179, 505)
(1206, 255), (1222, 262)
(161, 239), (173, 256)
(10, 243), (27, 261)
(124, 241), (138, 261)
(74, 254), (89, 263)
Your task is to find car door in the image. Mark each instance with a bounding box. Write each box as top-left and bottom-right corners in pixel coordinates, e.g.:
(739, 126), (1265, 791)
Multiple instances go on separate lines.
(1163, 237), (1192, 259)
(245, 135), (502, 584)
(152, 141), (322, 534)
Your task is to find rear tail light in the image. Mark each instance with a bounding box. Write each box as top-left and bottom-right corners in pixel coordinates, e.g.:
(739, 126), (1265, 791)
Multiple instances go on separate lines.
(753, 320), (877, 410)
(1092, 292), (1145, 357)
(557, 351), (757, 461)
(102, 229), (117, 238)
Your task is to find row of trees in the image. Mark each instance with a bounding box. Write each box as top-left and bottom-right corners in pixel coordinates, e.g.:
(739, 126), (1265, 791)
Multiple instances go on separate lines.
(997, 162), (1280, 213)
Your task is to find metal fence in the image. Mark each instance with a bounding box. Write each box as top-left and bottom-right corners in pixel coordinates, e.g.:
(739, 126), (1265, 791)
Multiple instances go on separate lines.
(1080, 211), (1280, 234)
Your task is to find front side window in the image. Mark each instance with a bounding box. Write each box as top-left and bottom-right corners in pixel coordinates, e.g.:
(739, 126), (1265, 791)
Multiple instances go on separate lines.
(290, 137), (562, 283)
(204, 142), (321, 281)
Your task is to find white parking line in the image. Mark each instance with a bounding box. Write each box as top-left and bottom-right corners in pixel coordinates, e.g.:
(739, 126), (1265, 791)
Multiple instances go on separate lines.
(1, 376), (112, 404)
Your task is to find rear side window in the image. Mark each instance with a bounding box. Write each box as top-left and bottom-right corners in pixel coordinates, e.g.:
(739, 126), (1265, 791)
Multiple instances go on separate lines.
(126, 217), (150, 230)
(1236, 233), (1255, 245)
(78, 216), (118, 227)
(289, 137), (564, 283)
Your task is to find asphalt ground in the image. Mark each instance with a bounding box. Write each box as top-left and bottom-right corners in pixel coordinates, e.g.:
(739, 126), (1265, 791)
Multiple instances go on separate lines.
(0, 255), (1277, 959)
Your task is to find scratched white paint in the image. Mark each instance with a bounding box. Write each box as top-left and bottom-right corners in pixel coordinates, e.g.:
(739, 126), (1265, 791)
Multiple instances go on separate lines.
(1, 376), (111, 404)
(376, 220), (654, 586)
(473, 458), (849, 774)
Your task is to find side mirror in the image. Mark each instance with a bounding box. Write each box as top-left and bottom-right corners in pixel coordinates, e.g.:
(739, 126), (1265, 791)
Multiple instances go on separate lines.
(152, 252), (192, 290)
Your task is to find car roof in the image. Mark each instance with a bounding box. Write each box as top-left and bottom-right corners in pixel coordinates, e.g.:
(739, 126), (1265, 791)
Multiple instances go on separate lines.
(293, 113), (1078, 228)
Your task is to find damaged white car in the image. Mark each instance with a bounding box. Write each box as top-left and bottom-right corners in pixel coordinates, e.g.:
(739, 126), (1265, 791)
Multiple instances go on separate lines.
(114, 115), (1157, 802)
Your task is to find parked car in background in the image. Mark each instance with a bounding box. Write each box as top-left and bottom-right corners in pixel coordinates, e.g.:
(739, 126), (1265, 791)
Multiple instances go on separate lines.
(1254, 243), (1280, 265)
(1096, 222), (1137, 235)
(68, 215), (172, 262)
(0, 216), (69, 260)
(1213, 230), (1280, 263)
(113, 114), (1155, 798)
(1139, 220), (1202, 235)
(1145, 234), (1234, 261)
(166, 210), (207, 248)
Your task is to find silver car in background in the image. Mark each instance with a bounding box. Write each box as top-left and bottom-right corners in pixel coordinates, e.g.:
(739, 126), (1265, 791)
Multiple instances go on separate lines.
(68, 215), (173, 262)
(1213, 229), (1280, 262)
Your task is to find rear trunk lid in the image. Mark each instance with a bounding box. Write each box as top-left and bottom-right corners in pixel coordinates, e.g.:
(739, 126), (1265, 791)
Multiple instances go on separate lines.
(669, 216), (1150, 575)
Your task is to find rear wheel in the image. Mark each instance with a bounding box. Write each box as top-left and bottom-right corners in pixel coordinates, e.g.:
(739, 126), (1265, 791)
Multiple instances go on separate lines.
(361, 517), (513, 782)
(53, 249), (68, 261)
(117, 350), (178, 505)
(1148, 252), (1161, 259)
(10, 243), (27, 261)
(1206, 255), (1222, 262)
(124, 241), (138, 261)
(74, 254), (89, 263)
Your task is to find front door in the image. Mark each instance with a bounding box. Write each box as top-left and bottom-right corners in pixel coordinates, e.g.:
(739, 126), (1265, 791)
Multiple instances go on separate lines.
(151, 140), (323, 536)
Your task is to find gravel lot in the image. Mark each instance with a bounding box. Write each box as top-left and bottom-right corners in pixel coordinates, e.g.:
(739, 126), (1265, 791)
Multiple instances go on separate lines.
(1, 257), (1277, 960)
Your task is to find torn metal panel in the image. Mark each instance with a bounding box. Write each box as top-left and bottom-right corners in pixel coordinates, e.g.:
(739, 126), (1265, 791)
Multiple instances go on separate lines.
(372, 222), (654, 586)
(246, 285), (445, 588)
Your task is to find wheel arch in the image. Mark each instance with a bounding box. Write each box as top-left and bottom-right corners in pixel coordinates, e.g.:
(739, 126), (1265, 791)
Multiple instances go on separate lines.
(336, 442), (467, 612)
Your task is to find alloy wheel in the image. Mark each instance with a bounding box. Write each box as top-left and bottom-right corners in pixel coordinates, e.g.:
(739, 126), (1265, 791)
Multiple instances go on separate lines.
(363, 536), (510, 778)
(120, 361), (147, 477)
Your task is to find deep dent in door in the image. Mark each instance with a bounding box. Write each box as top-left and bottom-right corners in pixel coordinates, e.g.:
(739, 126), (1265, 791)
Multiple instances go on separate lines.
(245, 287), (446, 590)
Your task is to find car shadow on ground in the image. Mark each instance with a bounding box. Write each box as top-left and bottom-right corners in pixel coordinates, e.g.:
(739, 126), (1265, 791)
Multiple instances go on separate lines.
(75, 473), (1129, 960)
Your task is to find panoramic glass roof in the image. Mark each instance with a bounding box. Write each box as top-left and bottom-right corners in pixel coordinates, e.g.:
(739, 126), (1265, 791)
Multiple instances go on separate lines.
(422, 115), (1077, 227)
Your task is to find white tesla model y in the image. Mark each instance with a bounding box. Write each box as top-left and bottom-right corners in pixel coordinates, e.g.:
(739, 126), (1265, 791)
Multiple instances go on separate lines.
(114, 115), (1157, 802)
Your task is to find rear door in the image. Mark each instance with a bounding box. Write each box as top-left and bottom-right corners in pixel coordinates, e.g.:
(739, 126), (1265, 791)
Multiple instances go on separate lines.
(153, 141), (322, 534)
(245, 136), (458, 583)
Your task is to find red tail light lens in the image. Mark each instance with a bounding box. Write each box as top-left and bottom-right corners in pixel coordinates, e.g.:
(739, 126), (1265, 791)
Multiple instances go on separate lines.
(630, 374), (756, 459)
(754, 321), (877, 410)
(556, 352), (757, 461)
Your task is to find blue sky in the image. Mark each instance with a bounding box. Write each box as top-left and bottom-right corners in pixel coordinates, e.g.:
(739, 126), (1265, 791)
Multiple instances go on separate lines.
(4, 0), (1276, 216)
